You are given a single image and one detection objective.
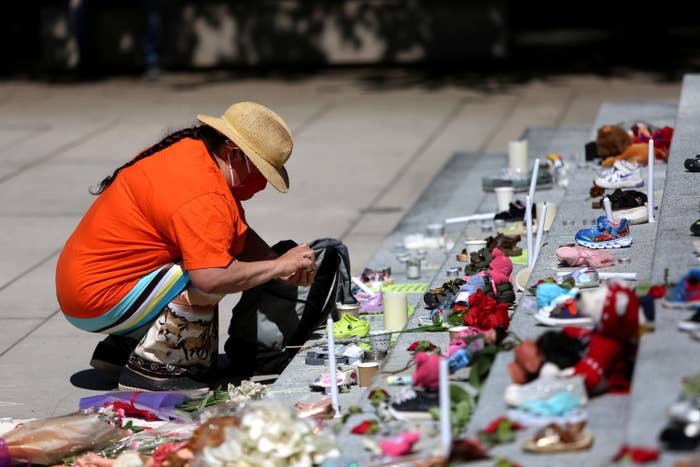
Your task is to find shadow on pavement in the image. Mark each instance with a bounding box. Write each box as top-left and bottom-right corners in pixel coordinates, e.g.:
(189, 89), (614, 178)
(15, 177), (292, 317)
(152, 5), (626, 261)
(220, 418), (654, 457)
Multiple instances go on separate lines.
(70, 369), (118, 391)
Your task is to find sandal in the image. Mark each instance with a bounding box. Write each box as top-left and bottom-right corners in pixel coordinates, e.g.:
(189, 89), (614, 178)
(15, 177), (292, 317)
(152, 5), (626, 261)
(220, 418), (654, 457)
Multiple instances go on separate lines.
(685, 155), (700, 172)
(523, 422), (594, 453)
(456, 249), (469, 262)
(332, 313), (370, 339)
(309, 365), (357, 391)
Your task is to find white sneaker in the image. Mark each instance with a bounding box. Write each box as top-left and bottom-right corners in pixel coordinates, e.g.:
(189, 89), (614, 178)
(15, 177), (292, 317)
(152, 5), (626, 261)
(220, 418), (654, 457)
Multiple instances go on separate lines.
(596, 160), (639, 177)
(504, 365), (588, 407)
(594, 165), (644, 189)
(612, 205), (648, 224)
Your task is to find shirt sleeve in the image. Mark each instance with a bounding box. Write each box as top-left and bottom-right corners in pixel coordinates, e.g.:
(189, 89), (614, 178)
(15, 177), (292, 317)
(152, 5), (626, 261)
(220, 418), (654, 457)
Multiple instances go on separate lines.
(170, 193), (246, 270)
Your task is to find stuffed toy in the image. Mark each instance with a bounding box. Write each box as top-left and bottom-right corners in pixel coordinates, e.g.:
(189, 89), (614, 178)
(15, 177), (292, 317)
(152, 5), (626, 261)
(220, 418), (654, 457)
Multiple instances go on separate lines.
(412, 351), (440, 390)
(596, 125), (632, 158)
(507, 339), (544, 384)
(601, 142), (664, 167)
(487, 248), (513, 285)
(569, 281), (652, 394)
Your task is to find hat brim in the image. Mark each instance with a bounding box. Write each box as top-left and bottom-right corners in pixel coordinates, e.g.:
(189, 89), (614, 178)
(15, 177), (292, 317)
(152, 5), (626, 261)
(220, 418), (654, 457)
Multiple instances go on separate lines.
(197, 114), (289, 193)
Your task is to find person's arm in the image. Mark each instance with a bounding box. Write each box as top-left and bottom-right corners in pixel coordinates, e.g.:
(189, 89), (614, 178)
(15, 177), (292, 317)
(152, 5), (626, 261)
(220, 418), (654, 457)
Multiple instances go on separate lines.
(188, 242), (315, 294)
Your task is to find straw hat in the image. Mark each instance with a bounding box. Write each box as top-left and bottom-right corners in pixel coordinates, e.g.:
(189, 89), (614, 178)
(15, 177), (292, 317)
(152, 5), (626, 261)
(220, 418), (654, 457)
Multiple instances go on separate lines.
(197, 102), (293, 192)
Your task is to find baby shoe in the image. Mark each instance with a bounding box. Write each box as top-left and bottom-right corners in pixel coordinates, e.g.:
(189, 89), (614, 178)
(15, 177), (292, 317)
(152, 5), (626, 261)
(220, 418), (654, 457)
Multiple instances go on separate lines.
(333, 313), (370, 339)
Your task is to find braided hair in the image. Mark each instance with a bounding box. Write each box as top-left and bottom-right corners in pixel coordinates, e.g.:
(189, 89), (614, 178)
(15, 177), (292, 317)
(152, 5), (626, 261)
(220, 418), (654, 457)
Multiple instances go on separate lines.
(90, 125), (224, 195)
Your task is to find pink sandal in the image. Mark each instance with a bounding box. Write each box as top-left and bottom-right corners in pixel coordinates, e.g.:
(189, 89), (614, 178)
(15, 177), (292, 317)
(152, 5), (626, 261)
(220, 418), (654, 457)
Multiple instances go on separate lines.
(556, 244), (615, 268)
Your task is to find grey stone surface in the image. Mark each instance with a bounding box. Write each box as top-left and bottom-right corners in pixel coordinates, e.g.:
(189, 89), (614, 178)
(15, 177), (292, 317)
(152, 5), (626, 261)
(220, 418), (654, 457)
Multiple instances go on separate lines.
(0, 72), (691, 466)
(651, 74), (700, 284)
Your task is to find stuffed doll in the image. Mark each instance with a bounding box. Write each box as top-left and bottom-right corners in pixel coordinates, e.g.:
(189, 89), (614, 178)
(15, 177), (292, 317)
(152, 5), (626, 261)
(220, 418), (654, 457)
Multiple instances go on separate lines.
(569, 281), (652, 394)
(596, 125), (632, 158)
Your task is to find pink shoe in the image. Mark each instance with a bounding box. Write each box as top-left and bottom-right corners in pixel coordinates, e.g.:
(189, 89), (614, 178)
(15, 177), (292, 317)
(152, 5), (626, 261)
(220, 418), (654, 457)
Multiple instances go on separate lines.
(556, 244), (615, 268)
(355, 291), (384, 313)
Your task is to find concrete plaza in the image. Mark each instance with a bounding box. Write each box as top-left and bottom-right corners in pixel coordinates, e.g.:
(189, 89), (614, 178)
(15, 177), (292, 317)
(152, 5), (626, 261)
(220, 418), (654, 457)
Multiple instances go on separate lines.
(0, 70), (680, 418)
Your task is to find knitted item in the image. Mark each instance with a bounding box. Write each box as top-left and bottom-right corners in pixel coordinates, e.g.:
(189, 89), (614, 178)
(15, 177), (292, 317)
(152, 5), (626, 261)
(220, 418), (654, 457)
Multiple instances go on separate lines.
(488, 248), (513, 285)
(412, 352), (440, 390)
(556, 244), (616, 268)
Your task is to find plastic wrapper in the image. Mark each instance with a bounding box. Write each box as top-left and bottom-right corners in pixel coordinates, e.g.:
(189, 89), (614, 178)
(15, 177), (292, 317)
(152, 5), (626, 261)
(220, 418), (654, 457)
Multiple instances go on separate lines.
(95, 422), (196, 459)
(80, 392), (189, 422)
(0, 413), (126, 465)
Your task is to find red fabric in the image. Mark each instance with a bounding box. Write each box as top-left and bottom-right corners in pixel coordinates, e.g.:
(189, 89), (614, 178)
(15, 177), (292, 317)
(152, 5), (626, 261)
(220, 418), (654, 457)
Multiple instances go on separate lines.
(612, 445), (660, 463)
(574, 334), (624, 392)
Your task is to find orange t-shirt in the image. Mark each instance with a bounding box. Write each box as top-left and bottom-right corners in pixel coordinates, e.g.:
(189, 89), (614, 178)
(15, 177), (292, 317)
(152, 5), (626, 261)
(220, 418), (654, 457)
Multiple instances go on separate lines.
(56, 138), (248, 318)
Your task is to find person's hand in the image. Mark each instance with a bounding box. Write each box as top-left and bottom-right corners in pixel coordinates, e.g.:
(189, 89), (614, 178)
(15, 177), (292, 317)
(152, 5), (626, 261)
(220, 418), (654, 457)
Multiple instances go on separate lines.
(276, 243), (316, 284)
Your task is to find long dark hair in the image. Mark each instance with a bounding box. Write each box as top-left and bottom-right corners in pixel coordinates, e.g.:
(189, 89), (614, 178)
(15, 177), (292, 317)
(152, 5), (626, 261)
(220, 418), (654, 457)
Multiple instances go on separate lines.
(90, 125), (224, 195)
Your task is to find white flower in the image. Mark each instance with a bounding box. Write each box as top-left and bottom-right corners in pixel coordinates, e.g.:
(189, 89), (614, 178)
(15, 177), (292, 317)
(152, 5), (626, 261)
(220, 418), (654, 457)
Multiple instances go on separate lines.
(193, 400), (339, 467)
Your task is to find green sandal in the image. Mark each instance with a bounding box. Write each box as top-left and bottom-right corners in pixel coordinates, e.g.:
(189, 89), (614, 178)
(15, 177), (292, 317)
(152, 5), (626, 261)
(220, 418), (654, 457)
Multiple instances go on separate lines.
(333, 313), (370, 339)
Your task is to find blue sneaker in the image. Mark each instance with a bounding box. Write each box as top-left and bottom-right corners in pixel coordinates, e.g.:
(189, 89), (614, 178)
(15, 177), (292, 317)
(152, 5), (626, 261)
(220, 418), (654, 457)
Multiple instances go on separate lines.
(575, 216), (632, 249)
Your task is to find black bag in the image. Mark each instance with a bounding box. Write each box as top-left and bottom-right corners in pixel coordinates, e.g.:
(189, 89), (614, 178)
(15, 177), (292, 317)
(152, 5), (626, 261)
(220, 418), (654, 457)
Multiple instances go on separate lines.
(224, 238), (355, 376)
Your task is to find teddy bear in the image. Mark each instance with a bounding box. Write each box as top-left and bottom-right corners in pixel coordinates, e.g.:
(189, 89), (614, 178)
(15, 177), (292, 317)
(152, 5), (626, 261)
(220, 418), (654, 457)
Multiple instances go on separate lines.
(596, 125), (632, 158)
(568, 280), (653, 394)
(600, 143), (663, 167)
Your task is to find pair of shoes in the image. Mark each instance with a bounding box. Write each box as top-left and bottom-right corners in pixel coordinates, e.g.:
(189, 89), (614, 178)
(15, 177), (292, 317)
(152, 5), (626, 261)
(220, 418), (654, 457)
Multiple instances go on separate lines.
(594, 160), (644, 189)
(593, 188), (649, 224)
(494, 201), (529, 222)
(592, 188), (647, 210)
(575, 216), (632, 249)
(333, 313), (370, 339)
(464, 248), (493, 275)
(90, 334), (138, 376)
(354, 291), (383, 313)
(507, 391), (587, 428)
(504, 365), (587, 407)
(523, 422), (594, 453)
(685, 155), (700, 172)
(388, 387), (440, 421)
(669, 269), (700, 309)
(486, 233), (522, 257)
(118, 363), (210, 395)
(534, 297), (593, 327)
(359, 267), (392, 285)
(692, 219), (700, 236)
(309, 365), (357, 391)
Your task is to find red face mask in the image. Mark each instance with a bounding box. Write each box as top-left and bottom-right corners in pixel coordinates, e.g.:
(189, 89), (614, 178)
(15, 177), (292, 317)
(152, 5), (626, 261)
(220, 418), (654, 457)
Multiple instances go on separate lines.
(231, 172), (268, 201)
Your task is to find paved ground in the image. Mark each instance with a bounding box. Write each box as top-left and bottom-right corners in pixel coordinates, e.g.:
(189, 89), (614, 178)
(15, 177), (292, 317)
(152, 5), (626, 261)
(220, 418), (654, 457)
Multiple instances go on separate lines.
(0, 70), (681, 418)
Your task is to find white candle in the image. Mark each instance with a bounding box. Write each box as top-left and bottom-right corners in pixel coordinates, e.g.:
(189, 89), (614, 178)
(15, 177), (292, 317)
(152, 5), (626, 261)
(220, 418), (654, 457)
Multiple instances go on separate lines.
(439, 357), (452, 457)
(528, 158), (540, 203)
(533, 203), (547, 264)
(444, 212), (496, 225)
(526, 195), (533, 268)
(603, 196), (613, 221)
(351, 276), (374, 295)
(648, 139), (655, 223)
(326, 317), (340, 418)
(383, 292), (408, 331)
(508, 140), (529, 175)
